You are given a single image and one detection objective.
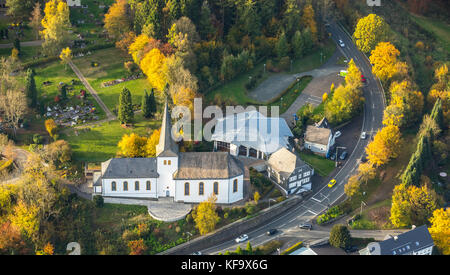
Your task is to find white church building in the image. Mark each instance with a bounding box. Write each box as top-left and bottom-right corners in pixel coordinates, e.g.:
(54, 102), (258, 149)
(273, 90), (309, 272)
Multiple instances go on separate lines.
(94, 101), (245, 204)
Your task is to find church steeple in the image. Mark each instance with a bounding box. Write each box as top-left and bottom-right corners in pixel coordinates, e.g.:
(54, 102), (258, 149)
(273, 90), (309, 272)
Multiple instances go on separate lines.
(156, 100), (179, 157)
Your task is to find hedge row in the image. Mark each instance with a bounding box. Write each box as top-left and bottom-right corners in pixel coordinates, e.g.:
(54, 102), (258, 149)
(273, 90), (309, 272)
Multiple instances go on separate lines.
(281, 241), (303, 255)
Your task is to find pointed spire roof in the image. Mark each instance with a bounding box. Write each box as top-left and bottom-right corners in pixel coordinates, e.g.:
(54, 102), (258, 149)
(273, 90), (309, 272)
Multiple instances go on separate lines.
(156, 100), (179, 157)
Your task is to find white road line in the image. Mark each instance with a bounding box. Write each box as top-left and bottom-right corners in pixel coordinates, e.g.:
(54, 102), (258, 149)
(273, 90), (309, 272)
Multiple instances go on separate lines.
(311, 197), (322, 203)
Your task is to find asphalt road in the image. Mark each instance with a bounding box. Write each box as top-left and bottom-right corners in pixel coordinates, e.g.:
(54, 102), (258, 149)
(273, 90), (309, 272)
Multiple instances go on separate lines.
(200, 22), (386, 255)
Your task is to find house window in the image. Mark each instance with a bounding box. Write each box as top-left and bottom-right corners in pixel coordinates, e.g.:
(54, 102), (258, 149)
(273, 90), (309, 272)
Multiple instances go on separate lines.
(164, 160), (167, 165)
(135, 181), (139, 191)
(123, 181), (128, 191)
(199, 182), (204, 195)
(304, 171), (310, 177)
(146, 181), (151, 190)
(111, 181), (116, 191)
(168, 160), (171, 165)
(233, 179), (238, 193)
(185, 182), (190, 195)
(213, 182), (219, 195)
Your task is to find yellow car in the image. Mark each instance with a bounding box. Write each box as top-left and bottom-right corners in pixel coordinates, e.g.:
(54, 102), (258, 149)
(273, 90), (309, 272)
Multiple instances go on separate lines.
(328, 179), (337, 188)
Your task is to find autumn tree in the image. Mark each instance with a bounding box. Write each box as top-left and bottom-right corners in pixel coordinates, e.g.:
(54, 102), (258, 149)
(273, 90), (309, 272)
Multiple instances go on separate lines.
(358, 162), (376, 183)
(353, 14), (389, 53)
(40, 0), (71, 56)
(5, 0), (34, 23)
(118, 87), (134, 124)
(329, 224), (351, 249)
(128, 239), (147, 255)
(36, 242), (54, 255)
(344, 175), (361, 197)
(325, 84), (363, 124)
(44, 119), (58, 141)
(300, 4), (318, 43)
(253, 191), (260, 204)
(104, 0), (132, 40)
(369, 42), (407, 83)
(345, 59), (363, 89)
(145, 128), (161, 157)
(366, 124), (402, 167)
(117, 133), (147, 158)
(428, 208), (450, 255)
(0, 222), (29, 255)
(0, 90), (28, 137)
(139, 48), (168, 91)
(29, 2), (42, 40)
(43, 140), (72, 168)
(59, 47), (72, 70)
(192, 194), (220, 235)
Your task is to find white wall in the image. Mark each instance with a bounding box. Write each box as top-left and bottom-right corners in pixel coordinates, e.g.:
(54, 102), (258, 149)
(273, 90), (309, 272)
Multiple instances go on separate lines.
(102, 178), (158, 198)
(174, 175), (243, 204)
(157, 157), (178, 198)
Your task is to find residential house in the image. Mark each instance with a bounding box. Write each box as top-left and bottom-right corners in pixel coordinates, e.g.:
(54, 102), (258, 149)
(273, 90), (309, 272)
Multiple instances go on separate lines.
(267, 147), (314, 196)
(304, 125), (335, 157)
(359, 225), (435, 255)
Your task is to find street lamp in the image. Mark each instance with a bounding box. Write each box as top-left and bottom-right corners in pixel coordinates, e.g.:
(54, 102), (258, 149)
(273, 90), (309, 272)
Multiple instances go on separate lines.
(264, 63), (266, 74)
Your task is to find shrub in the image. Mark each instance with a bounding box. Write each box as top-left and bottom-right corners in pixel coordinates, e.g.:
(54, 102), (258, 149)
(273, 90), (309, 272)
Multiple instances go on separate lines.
(329, 224), (351, 249)
(281, 241), (303, 255)
(33, 134), (42, 144)
(316, 206), (344, 225)
(278, 56), (290, 71)
(93, 195), (104, 208)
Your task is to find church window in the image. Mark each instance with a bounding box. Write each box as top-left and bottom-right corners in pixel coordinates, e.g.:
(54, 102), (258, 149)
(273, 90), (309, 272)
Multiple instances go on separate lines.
(233, 179), (238, 193)
(146, 181), (151, 190)
(214, 182), (219, 195)
(123, 181), (128, 191)
(164, 160), (167, 165)
(135, 181), (139, 191)
(199, 182), (204, 195)
(168, 160), (171, 165)
(185, 182), (190, 195)
(111, 181), (116, 191)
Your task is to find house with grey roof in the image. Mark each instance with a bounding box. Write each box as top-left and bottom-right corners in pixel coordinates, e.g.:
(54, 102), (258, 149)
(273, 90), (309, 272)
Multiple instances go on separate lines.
(94, 101), (245, 204)
(267, 147), (314, 196)
(359, 225), (435, 255)
(304, 124), (335, 158)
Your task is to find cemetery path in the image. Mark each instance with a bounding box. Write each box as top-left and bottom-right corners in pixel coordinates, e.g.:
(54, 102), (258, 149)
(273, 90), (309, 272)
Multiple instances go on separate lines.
(68, 60), (116, 120)
(0, 40), (43, 48)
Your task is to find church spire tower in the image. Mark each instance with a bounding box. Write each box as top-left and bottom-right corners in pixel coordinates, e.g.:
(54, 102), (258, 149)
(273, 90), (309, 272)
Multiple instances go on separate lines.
(156, 99), (179, 157)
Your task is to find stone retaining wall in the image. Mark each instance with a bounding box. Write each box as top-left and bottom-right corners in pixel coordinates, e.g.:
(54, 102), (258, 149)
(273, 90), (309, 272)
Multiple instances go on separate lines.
(159, 195), (303, 255)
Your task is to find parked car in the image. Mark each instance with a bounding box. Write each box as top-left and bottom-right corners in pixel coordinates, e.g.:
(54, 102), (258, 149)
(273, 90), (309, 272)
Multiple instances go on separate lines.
(339, 39), (345, 47)
(345, 246), (359, 253)
(340, 151), (348, 160)
(328, 179), (337, 188)
(361, 74), (367, 83)
(330, 153), (336, 160)
(361, 132), (367, 139)
(235, 234), (249, 243)
(191, 251), (202, 255)
(334, 131), (342, 138)
(299, 223), (313, 230)
(266, 229), (278, 236)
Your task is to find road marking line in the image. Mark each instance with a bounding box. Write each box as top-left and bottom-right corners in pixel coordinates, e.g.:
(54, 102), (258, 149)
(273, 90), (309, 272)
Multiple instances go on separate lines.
(311, 197), (322, 203)
(307, 210), (318, 216)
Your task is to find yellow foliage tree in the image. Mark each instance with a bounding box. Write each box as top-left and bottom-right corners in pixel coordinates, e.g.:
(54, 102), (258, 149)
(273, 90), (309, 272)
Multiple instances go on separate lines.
(117, 133), (148, 158)
(128, 33), (150, 64)
(300, 4), (318, 43)
(59, 47), (72, 70)
(366, 124), (402, 167)
(9, 200), (39, 239)
(139, 48), (168, 91)
(45, 119), (58, 140)
(322, 92), (328, 102)
(104, 0), (131, 39)
(172, 86), (196, 112)
(353, 14), (389, 53)
(254, 191), (261, 204)
(358, 162), (376, 183)
(36, 242), (54, 255)
(345, 59), (363, 89)
(145, 128), (161, 157)
(193, 194), (220, 235)
(429, 208), (450, 255)
(40, 0), (71, 55)
(370, 42), (401, 83)
(344, 175), (361, 197)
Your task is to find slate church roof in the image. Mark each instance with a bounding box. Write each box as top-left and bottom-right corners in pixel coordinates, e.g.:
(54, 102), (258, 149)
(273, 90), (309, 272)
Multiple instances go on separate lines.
(174, 152), (244, 180)
(156, 100), (179, 157)
(101, 158), (158, 179)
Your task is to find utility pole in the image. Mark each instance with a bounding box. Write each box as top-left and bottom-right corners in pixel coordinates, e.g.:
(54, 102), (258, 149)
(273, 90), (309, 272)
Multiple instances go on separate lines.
(360, 201), (367, 216)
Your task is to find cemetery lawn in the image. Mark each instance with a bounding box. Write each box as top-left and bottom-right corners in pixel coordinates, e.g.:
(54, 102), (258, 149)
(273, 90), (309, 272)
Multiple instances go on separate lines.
(72, 47), (154, 111)
(26, 61), (107, 120)
(63, 113), (161, 162)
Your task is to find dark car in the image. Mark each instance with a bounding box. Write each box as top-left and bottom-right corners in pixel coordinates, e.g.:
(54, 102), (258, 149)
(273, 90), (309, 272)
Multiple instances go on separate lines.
(266, 229), (278, 236)
(345, 246), (359, 253)
(340, 151), (348, 160)
(299, 223), (313, 230)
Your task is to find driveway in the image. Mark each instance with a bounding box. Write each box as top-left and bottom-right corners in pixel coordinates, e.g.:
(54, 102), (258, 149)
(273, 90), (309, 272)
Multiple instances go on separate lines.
(247, 50), (345, 103)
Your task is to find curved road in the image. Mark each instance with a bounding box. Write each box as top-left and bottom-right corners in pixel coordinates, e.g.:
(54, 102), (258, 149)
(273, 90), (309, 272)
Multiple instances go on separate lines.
(201, 22), (386, 255)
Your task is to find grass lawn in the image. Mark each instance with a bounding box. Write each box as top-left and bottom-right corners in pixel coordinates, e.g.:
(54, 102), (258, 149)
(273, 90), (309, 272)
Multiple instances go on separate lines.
(63, 113), (161, 162)
(299, 151), (335, 177)
(205, 39), (336, 106)
(267, 76), (313, 114)
(0, 46), (41, 63)
(410, 14), (450, 53)
(72, 47), (154, 111)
